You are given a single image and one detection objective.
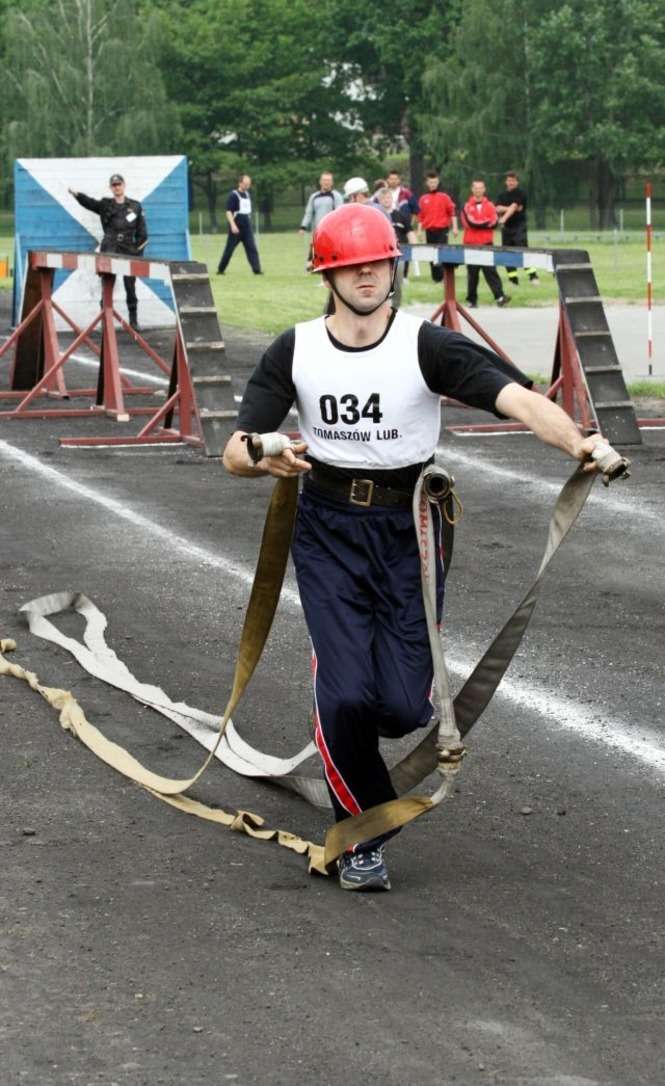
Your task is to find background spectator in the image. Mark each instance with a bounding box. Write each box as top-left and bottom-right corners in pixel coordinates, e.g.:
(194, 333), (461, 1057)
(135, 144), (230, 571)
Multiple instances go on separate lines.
(376, 186), (410, 308)
(299, 171), (343, 270)
(418, 169), (458, 282)
(495, 170), (540, 286)
(460, 179), (509, 307)
(217, 173), (262, 276)
(68, 172), (147, 329)
(343, 177), (371, 203)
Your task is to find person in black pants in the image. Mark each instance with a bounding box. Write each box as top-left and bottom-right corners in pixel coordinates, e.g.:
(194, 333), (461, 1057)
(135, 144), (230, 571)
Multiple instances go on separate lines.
(461, 180), (509, 307)
(495, 171), (540, 286)
(68, 173), (148, 329)
(222, 204), (605, 892)
(417, 170), (458, 282)
(217, 174), (262, 275)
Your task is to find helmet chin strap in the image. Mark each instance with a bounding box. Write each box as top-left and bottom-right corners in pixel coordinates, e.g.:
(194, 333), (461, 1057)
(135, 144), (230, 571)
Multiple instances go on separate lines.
(326, 259), (399, 317)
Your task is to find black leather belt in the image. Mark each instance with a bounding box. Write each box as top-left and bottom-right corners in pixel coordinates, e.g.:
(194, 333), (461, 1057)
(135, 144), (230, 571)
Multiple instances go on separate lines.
(305, 469), (412, 509)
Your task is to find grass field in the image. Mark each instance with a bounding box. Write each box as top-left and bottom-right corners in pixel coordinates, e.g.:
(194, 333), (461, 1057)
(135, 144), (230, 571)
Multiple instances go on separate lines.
(194, 232), (665, 335)
(1, 231), (663, 334)
(2, 230), (664, 396)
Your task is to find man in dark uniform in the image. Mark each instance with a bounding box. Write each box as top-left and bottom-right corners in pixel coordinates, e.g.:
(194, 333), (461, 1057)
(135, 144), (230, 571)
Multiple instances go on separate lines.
(222, 204), (607, 893)
(495, 170), (540, 286)
(217, 174), (262, 276)
(68, 173), (148, 329)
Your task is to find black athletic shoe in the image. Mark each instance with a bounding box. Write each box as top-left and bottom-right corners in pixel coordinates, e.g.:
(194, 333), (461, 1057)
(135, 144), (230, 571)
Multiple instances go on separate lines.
(496, 295), (511, 307)
(338, 846), (391, 892)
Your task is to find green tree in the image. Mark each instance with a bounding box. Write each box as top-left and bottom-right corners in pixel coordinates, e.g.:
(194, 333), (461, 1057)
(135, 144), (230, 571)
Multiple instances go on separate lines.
(157, 0), (377, 227)
(422, 0), (665, 226)
(420, 0), (546, 208)
(329, 2), (452, 191)
(3, 0), (180, 163)
(529, 0), (665, 226)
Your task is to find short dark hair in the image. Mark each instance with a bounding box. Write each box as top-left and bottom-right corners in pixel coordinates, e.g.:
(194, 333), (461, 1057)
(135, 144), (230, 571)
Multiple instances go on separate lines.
(505, 170), (519, 180)
(425, 170), (439, 179)
(387, 169), (400, 177)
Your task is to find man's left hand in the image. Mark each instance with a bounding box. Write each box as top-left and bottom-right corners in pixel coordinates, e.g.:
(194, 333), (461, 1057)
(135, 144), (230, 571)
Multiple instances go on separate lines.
(576, 433), (611, 473)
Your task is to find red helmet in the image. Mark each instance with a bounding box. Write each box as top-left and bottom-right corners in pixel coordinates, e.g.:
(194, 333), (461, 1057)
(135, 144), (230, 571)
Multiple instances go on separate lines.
(312, 204), (400, 272)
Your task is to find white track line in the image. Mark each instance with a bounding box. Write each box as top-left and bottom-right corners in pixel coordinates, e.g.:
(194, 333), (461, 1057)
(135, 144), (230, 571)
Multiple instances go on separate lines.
(0, 438), (298, 609)
(69, 352), (168, 387)
(438, 444), (664, 526)
(447, 652), (665, 774)
(1, 436), (663, 777)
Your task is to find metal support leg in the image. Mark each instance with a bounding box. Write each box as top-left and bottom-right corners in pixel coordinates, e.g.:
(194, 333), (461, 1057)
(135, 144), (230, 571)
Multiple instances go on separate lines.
(97, 274), (129, 421)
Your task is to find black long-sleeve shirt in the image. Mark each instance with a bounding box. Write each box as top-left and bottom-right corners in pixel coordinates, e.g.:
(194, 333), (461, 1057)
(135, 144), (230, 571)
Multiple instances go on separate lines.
(74, 192), (148, 254)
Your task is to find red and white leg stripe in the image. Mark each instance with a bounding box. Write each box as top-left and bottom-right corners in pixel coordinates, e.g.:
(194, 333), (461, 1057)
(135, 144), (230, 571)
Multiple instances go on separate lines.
(311, 652), (362, 817)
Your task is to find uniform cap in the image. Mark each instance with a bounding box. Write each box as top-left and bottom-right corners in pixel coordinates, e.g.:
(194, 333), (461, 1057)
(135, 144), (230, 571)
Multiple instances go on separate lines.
(343, 176), (369, 199)
(312, 203), (400, 273)
(109, 173), (124, 185)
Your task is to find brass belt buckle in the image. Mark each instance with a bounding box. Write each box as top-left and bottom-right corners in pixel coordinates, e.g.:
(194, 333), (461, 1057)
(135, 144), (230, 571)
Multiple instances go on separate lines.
(349, 478), (374, 506)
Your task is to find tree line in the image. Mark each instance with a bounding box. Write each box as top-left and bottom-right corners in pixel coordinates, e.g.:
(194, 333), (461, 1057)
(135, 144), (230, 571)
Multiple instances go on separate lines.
(1, 0), (664, 227)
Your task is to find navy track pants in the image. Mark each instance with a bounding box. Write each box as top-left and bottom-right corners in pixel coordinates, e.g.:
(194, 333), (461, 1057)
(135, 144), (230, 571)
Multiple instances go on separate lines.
(217, 225), (261, 274)
(291, 489), (445, 835)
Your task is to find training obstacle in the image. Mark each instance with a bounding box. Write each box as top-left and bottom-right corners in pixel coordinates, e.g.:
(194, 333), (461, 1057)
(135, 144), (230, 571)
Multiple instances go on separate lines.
(13, 155), (190, 330)
(0, 251), (237, 455)
(404, 243), (665, 446)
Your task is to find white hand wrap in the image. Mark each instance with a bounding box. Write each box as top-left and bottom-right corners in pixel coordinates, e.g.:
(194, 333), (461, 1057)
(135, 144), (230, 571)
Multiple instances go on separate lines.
(245, 432), (294, 463)
(590, 442), (631, 485)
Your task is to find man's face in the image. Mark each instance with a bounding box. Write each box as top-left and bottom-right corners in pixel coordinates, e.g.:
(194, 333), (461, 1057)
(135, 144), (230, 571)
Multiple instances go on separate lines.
(377, 189), (393, 211)
(240, 175), (251, 191)
(320, 173), (333, 192)
(505, 175), (518, 191)
(110, 179), (126, 199)
(349, 191), (369, 203)
(471, 181), (486, 199)
(387, 172), (400, 190)
(425, 175), (439, 192)
(328, 259), (392, 314)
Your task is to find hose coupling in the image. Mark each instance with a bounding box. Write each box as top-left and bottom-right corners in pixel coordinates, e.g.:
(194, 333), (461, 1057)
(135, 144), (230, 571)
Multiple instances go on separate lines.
(590, 442), (631, 487)
(242, 432), (295, 464)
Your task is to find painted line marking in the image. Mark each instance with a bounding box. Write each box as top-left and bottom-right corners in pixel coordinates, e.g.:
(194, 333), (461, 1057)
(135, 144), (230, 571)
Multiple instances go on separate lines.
(1, 436), (663, 779)
(0, 437), (295, 602)
(69, 352), (167, 387)
(438, 444), (664, 526)
(448, 652), (665, 774)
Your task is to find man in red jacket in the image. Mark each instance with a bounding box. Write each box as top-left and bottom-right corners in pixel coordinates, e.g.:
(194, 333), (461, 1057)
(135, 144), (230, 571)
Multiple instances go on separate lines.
(418, 170), (458, 282)
(461, 180), (510, 307)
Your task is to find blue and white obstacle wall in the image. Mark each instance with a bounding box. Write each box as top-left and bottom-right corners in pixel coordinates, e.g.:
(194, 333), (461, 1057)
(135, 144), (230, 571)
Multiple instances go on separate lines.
(13, 156), (191, 329)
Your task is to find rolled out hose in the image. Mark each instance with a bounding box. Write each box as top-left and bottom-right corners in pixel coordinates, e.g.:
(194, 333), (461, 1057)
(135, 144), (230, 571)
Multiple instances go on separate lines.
(590, 442), (631, 486)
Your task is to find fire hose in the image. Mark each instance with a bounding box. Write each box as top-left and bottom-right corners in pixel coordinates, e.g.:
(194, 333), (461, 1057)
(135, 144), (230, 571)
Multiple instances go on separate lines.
(0, 437), (630, 874)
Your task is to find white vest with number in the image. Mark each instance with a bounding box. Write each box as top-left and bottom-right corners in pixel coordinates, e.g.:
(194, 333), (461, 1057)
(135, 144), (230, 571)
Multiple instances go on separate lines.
(292, 311), (441, 469)
(234, 190), (252, 216)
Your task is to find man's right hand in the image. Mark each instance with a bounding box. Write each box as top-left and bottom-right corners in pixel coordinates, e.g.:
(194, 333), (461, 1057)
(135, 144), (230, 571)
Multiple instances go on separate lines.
(222, 432), (310, 477)
(257, 441), (311, 478)
(231, 223), (240, 235)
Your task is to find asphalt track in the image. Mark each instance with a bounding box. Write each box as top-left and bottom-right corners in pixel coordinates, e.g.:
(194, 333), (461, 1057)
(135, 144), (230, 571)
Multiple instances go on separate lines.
(1, 306), (665, 1086)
